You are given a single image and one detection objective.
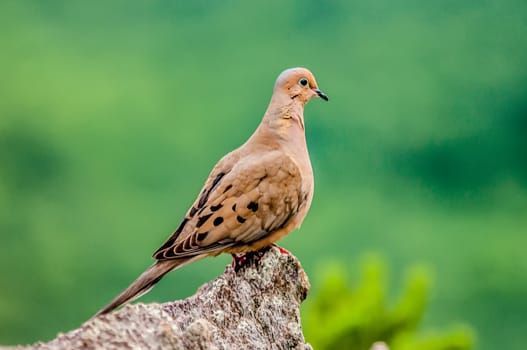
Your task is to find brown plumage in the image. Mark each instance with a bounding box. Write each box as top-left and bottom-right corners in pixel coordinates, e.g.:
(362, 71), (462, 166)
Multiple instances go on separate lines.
(94, 67), (328, 317)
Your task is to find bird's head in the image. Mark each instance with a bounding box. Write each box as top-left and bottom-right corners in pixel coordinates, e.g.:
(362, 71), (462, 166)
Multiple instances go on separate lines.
(274, 67), (329, 104)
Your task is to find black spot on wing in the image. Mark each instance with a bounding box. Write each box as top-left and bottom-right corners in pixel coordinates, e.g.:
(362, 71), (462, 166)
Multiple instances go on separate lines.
(223, 184), (232, 193)
(213, 217), (224, 226)
(196, 213), (213, 228)
(211, 172), (225, 191)
(153, 217), (189, 258)
(197, 189), (207, 208)
(236, 215), (246, 223)
(197, 232), (209, 241)
(210, 203), (223, 211)
(177, 218), (189, 233)
(198, 172), (225, 208)
(247, 202), (258, 212)
(232, 203), (237, 211)
(190, 207), (198, 217)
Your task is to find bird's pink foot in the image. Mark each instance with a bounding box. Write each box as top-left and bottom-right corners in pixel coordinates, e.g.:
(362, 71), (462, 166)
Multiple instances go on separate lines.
(231, 248), (270, 271)
(231, 253), (249, 271)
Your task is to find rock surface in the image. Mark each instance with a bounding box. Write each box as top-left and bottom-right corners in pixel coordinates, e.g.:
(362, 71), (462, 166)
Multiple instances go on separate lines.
(3, 247), (312, 350)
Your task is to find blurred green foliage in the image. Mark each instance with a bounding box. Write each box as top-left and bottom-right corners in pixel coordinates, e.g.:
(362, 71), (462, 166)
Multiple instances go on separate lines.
(303, 257), (474, 350)
(0, 1), (526, 349)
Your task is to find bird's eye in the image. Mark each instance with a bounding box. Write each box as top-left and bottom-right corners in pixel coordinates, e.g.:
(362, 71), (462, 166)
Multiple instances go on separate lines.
(298, 78), (309, 87)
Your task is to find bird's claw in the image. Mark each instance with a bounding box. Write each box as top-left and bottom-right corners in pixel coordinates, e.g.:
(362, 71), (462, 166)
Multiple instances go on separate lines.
(231, 248), (270, 271)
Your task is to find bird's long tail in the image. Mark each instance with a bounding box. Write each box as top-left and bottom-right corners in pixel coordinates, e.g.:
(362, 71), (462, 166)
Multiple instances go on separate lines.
(94, 257), (198, 317)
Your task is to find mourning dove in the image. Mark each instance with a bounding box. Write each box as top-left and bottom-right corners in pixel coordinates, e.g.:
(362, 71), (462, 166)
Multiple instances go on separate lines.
(95, 67), (328, 317)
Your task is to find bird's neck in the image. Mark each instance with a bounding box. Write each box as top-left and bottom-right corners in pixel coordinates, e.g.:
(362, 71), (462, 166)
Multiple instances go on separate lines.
(263, 94), (306, 136)
(248, 97), (308, 154)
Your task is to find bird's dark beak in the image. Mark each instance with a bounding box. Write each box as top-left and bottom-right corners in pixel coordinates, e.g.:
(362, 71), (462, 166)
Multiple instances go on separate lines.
(314, 89), (329, 101)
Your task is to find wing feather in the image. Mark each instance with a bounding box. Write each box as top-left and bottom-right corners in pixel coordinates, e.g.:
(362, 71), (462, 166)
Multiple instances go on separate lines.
(153, 150), (305, 260)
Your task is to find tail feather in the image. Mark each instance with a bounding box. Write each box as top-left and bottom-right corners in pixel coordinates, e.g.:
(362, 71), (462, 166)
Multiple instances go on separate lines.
(94, 258), (197, 317)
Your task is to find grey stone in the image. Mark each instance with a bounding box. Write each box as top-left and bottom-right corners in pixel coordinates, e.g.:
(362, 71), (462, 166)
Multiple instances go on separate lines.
(3, 246), (311, 350)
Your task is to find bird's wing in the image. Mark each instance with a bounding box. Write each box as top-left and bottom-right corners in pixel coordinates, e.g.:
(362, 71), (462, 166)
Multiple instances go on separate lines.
(153, 150), (306, 260)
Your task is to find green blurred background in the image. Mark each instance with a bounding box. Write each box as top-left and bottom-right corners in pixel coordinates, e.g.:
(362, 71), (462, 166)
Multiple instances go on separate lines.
(1, 0), (526, 349)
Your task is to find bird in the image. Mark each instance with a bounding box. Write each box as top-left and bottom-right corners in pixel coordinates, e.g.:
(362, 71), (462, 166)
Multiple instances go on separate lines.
(94, 67), (328, 317)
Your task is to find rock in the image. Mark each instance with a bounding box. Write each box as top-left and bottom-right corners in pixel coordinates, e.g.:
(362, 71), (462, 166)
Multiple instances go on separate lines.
(3, 246), (312, 350)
